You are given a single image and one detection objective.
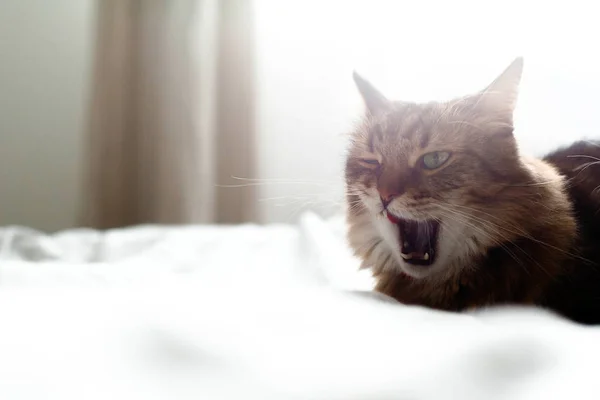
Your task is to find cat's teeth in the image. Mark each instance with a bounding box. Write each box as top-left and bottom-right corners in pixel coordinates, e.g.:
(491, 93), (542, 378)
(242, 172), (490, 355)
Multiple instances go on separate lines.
(401, 252), (430, 261)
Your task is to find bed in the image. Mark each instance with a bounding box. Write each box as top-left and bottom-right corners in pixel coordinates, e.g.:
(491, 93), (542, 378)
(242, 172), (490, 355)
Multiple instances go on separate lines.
(0, 212), (598, 399)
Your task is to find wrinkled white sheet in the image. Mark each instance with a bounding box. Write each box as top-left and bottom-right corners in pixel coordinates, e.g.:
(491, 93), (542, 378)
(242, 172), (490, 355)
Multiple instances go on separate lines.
(0, 212), (599, 399)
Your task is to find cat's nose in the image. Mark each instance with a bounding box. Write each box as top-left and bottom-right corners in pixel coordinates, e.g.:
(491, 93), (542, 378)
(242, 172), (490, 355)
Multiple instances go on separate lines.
(379, 191), (399, 209)
(378, 173), (406, 208)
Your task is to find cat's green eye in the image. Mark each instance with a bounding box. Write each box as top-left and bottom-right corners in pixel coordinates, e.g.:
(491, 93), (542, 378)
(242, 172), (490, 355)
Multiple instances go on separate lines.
(421, 151), (451, 170)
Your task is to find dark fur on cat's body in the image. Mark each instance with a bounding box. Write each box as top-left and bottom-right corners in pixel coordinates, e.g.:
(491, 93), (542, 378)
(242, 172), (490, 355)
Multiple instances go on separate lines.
(542, 141), (600, 324)
(345, 58), (600, 324)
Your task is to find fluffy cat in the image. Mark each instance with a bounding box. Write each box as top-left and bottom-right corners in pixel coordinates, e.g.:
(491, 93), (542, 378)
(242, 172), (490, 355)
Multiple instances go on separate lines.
(345, 58), (600, 324)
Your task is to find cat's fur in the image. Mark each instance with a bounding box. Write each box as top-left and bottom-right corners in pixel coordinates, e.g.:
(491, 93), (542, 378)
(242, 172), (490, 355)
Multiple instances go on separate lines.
(345, 58), (600, 324)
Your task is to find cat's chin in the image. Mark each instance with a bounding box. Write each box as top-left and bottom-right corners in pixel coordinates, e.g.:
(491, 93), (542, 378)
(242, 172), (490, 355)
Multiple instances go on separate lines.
(396, 260), (441, 280)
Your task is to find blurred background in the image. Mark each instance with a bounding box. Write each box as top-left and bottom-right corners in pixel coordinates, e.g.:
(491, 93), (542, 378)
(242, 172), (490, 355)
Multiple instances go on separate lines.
(1, 0), (598, 232)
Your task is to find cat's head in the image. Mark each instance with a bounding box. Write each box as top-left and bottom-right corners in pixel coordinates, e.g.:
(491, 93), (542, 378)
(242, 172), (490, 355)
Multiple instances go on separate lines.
(346, 58), (527, 280)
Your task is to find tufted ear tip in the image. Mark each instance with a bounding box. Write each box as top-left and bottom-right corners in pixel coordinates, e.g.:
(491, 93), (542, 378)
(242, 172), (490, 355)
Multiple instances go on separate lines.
(479, 57), (524, 117)
(352, 70), (390, 115)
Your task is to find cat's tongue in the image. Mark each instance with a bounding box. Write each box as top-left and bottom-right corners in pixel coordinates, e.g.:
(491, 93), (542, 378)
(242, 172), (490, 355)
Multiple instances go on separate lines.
(386, 212), (438, 266)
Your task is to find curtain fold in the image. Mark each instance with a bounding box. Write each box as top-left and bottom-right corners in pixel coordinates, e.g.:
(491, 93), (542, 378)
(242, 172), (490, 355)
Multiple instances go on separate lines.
(81, 0), (256, 229)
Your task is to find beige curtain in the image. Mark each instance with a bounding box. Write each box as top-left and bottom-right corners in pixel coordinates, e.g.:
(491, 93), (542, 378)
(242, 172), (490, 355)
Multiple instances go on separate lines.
(81, 0), (256, 229)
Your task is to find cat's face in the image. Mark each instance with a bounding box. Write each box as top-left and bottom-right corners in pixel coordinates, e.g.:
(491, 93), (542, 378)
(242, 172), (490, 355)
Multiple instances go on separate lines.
(346, 59), (525, 280)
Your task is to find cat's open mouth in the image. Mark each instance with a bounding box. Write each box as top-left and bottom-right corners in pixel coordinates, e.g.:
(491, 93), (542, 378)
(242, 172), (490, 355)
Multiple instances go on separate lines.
(386, 212), (439, 266)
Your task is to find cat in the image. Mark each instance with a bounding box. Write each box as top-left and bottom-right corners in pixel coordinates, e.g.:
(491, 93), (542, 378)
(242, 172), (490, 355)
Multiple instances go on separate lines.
(345, 57), (600, 324)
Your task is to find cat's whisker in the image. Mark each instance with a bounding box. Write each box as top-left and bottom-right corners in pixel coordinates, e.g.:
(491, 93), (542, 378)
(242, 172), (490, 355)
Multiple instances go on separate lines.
(347, 204), (367, 216)
(445, 203), (539, 241)
(583, 140), (600, 148)
(572, 160), (600, 174)
(346, 200), (365, 209)
(437, 209), (526, 272)
(217, 176), (340, 188)
(443, 209), (538, 277)
(446, 119), (511, 132)
(258, 195), (318, 203)
(432, 213), (463, 250)
(345, 189), (368, 196)
(258, 192), (343, 202)
(447, 203), (537, 238)
(281, 195), (347, 221)
(444, 203), (593, 266)
(230, 176), (338, 184)
(216, 182), (335, 188)
(256, 193), (347, 213)
(567, 154), (600, 162)
(507, 179), (565, 187)
(437, 206), (539, 275)
(436, 208), (529, 272)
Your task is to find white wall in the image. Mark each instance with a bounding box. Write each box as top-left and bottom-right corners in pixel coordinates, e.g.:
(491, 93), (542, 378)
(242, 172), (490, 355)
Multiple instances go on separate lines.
(2, 1), (599, 229)
(254, 0), (600, 223)
(0, 0), (95, 231)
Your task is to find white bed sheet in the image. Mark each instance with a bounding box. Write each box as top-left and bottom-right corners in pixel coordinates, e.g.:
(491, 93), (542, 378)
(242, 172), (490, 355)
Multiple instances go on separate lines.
(0, 212), (599, 399)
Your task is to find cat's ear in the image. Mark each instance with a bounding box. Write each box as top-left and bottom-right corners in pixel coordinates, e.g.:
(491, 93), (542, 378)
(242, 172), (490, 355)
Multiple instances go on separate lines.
(476, 57), (523, 120)
(353, 71), (390, 115)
